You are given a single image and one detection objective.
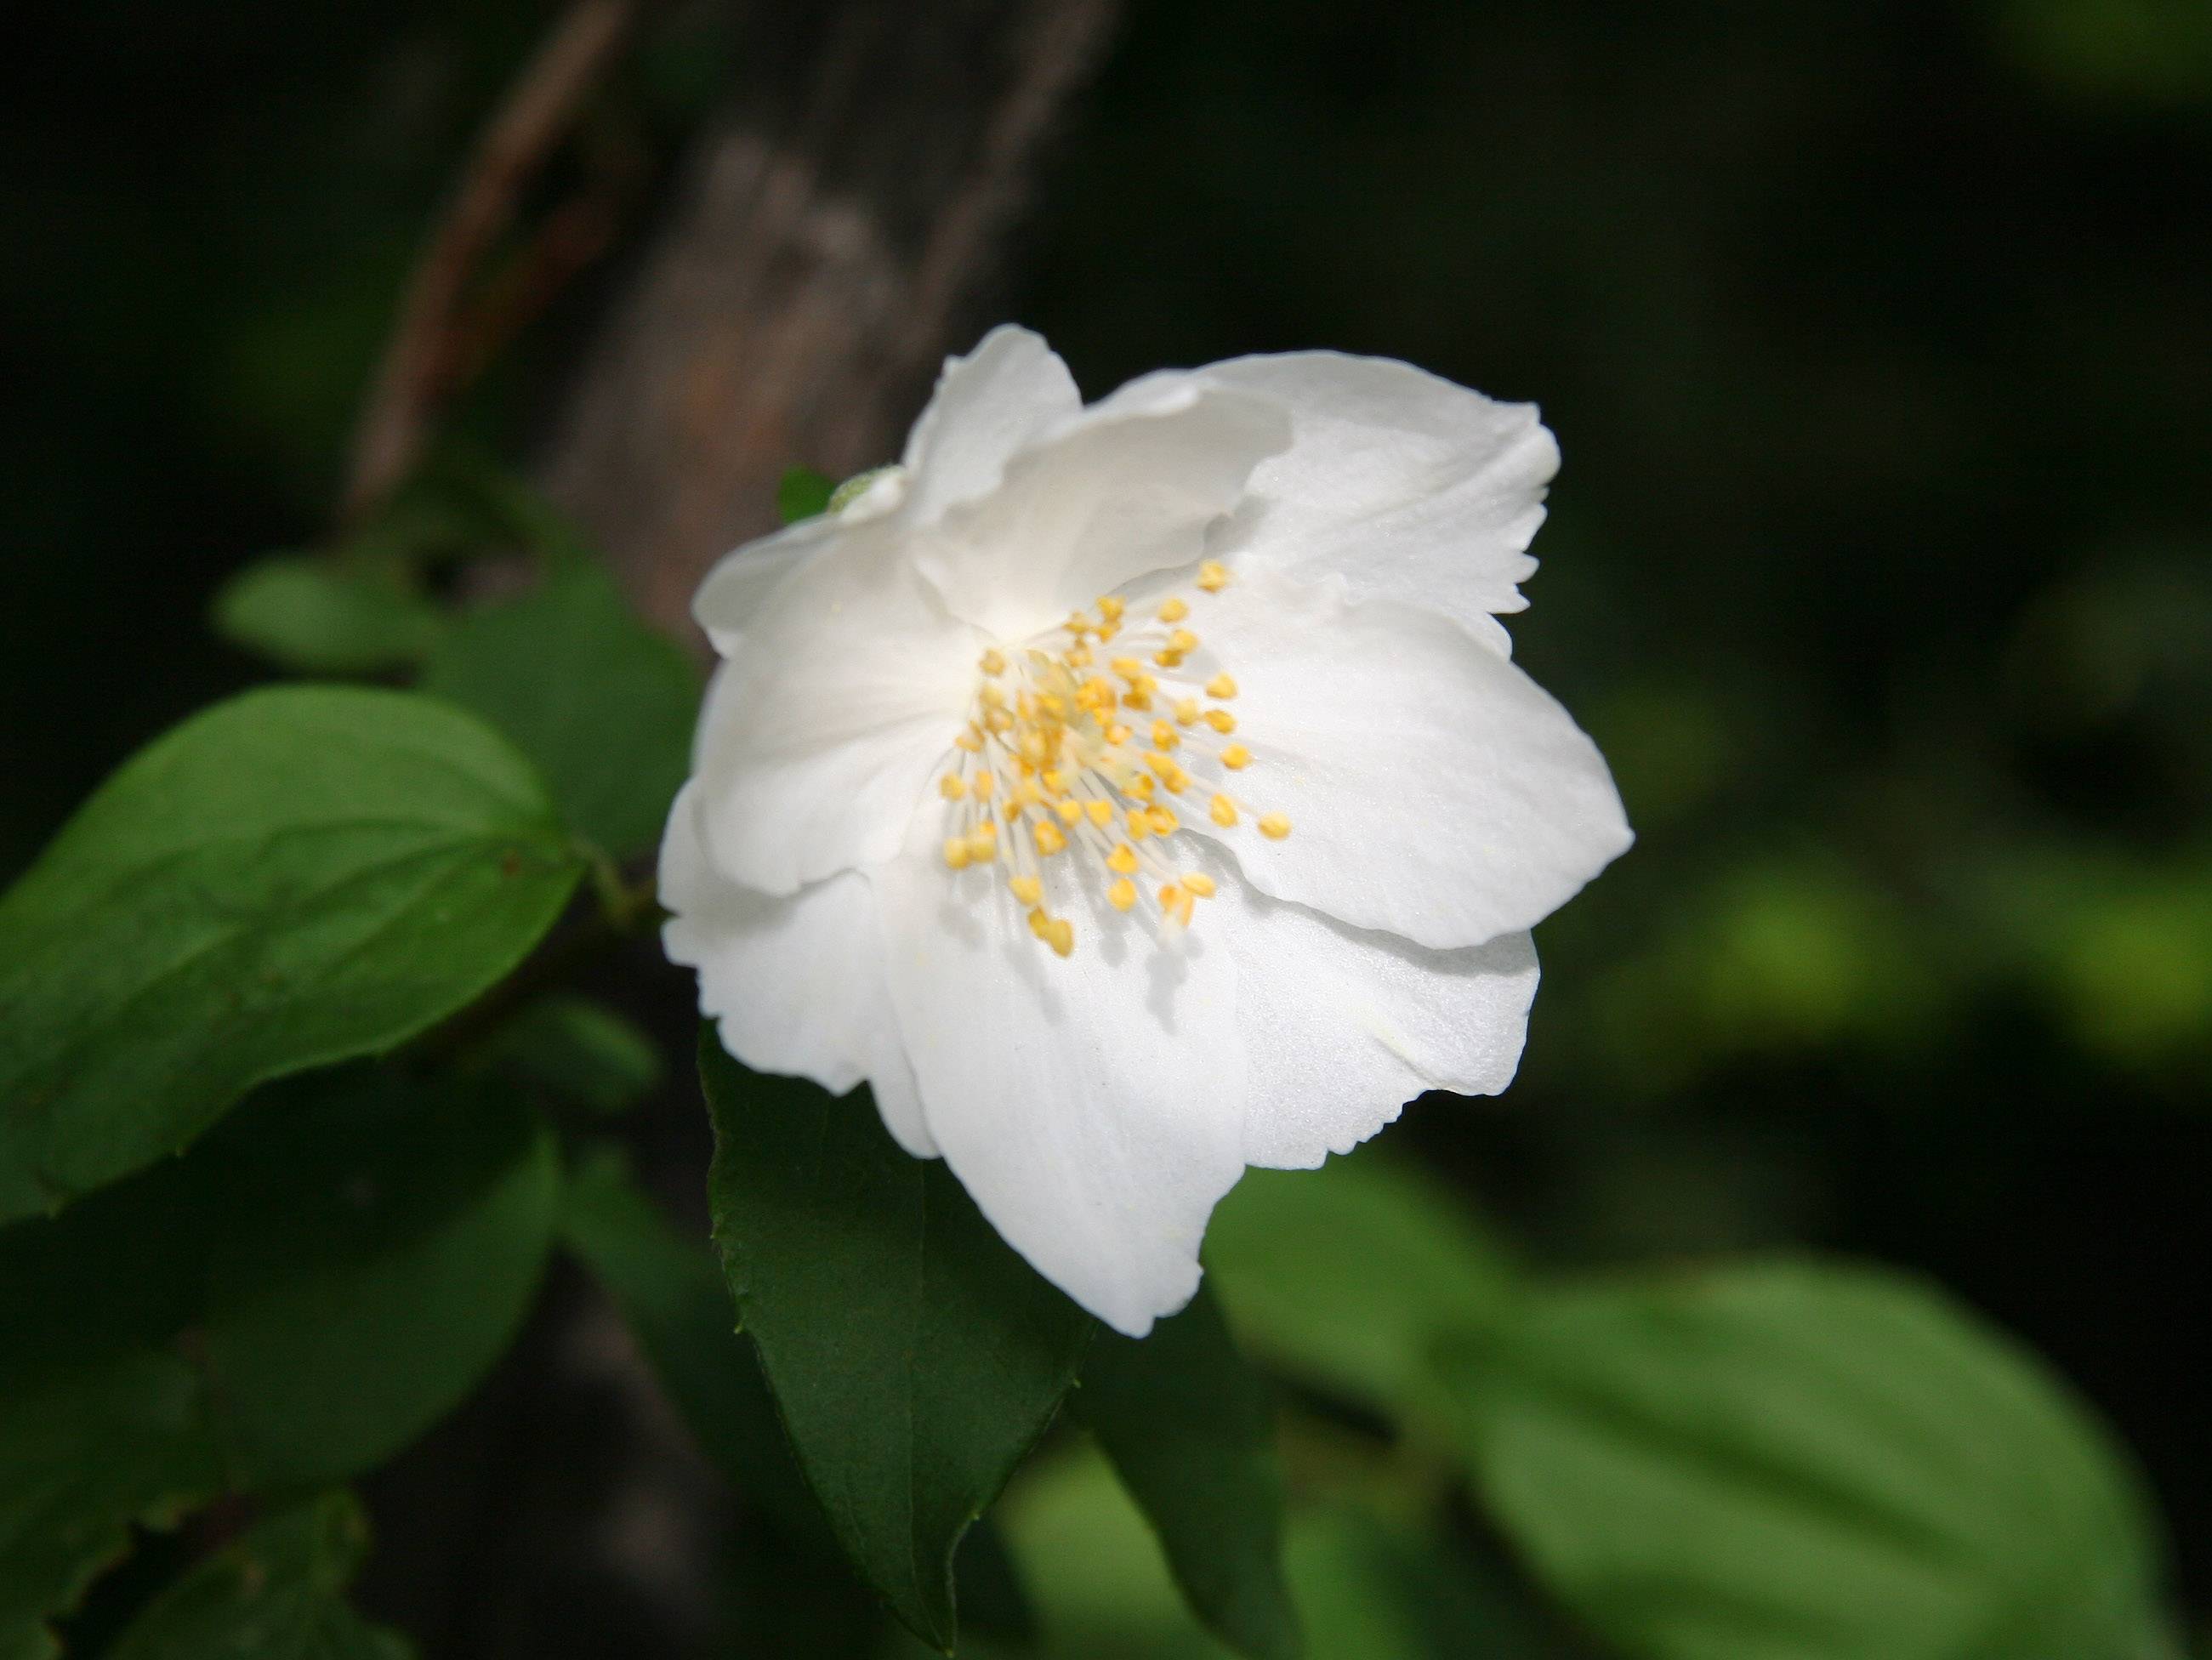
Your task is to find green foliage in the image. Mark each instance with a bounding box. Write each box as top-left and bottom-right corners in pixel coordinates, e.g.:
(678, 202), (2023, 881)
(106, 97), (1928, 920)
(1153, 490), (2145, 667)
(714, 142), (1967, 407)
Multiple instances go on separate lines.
(776, 465), (836, 525)
(1203, 1159), (1518, 1426)
(420, 560), (699, 860)
(0, 686), (580, 1225)
(1083, 1289), (1301, 1660)
(103, 1492), (411, 1660)
(1441, 1259), (2175, 1660)
(469, 994), (664, 1116)
(0, 1071), (558, 1653)
(213, 555), (447, 676)
(701, 1037), (1094, 1651)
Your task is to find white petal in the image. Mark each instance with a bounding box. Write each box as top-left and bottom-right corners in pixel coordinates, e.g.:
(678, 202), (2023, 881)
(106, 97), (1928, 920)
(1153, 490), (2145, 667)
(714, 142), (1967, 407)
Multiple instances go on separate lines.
(914, 375), (1291, 643)
(901, 326), (1083, 526)
(1191, 567), (1630, 949)
(1199, 352), (1557, 649)
(868, 811), (1248, 1337)
(660, 782), (935, 1157)
(1210, 868), (1539, 1168)
(691, 516), (978, 895)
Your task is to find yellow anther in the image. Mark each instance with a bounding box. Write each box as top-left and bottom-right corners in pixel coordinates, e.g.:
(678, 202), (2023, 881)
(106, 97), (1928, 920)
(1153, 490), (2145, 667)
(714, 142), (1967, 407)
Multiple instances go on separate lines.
(1106, 844), (1140, 874)
(942, 838), (970, 870)
(940, 774), (967, 799)
(1183, 873), (1217, 898)
(979, 648), (1007, 676)
(1204, 708), (1237, 734)
(1086, 799), (1115, 827)
(1108, 877), (1137, 912)
(1151, 720), (1180, 751)
(1009, 875), (1043, 904)
(1220, 744), (1251, 770)
(1259, 812), (1292, 840)
(1209, 793), (1237, 827)
(1157, 597), (1190, 622)
(1044, 917), (1074, 957)
(1064, 613), (1091, 636)
(965, 827), (998, 863)
(1206, 674), (1237, 700)
(1152, 650), (1185, 670)
(1042, 768), (1068, 793)
(1096, 594), (1125, 622)
(1019, 731), (1049, 766)
(955, 726), (984, 753)
(1105, 722), (1133, 747)
(1027, 906), (1051, 939)
(1167, 628), (1199, 654)
(1109, 657), (1146, 680)
(1128, 772), (1156, 800)
(1146, 805), (1179, 835)
(1197, 560), (1230, 592)
(1157, 884), (1195, 927)
(980, 682), (1008, 709)
(1016, 779), (1044, 809)
(1127, 810), (1152, 840)
(1174, 697), (1201, 725)
(972, 771), (995, 799)
(1055, 799), (1083, 826)
(1066, 645), (1093, 668)
(1033, 819), (1067, 856)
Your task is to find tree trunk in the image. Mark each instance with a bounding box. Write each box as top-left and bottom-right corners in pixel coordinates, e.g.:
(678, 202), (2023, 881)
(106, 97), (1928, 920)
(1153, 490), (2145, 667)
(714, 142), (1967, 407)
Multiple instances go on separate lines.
(541, 0), (1120, 634)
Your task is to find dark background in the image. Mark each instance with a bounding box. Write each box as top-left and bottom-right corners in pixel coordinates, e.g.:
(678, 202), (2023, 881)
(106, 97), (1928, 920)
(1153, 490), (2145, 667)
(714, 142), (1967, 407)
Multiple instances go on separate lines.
(6, 0), (2209, 1650)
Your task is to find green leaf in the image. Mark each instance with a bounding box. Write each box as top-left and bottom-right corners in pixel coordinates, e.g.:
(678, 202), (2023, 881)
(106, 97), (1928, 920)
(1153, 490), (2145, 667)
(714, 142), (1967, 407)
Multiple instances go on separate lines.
(420, 561), (699, 859)
(197, 1074), (562, 1488)
(1203, 1157), (1517, 1426)
(1443, 1257), (2176, 1660)
(1280, 1510), (1555, 1660)
(0, 1070), (558, 1650)
(700, 1036), (1093, 1651)
(776, 466), (835, 525)
(0, 685), (582, 1225)
(0, 1355), (222, 1660)
(104, 1492), (412, 1660)
(561, 1146), (1037, 1646)
(469, 995), (662, 1116)
(213, 555), (447, 676)
(560, 1144), (825, 1538)
(1083, 1288), (1301, 1660)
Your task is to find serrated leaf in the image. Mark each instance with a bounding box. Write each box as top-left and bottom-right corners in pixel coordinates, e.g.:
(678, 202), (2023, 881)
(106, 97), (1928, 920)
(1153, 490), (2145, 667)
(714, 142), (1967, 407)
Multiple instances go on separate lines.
(213, 556), (447, 675)
(776, 466), (835, 525)
(561, 1146), (1038, 1649)
(0, 1070), (558, 1650)
(0, 686), (582, 1224)
(1443, 1257), (2177, 1660)
(1083, 1288), (1301, 1660)
(104, 1491), (412, 1660)
(700, 1036), (1092, 1651)
(1203, 1157), (1517, 1426)
(420, 560), (699, 859)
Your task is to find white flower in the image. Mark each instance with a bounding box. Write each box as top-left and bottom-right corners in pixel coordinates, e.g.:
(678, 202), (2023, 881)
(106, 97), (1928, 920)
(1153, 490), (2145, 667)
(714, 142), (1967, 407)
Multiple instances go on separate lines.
(661, 327), (1630, 1335)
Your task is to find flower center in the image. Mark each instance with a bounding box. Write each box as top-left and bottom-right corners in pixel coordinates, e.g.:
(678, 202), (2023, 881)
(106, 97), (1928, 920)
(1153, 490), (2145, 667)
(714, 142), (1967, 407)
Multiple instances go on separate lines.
(935, 560), (1289, 957)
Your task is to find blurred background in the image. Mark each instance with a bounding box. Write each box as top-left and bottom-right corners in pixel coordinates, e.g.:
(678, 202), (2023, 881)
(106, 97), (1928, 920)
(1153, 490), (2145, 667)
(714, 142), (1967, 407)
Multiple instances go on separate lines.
(5, 0), (2209, 1654)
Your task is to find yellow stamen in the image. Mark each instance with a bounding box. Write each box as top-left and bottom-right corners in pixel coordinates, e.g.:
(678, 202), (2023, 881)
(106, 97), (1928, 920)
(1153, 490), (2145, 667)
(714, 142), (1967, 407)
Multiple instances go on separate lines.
(1183, 873), (1216, 897)
(1197, 560), (1230, 592)
(1106, 844), (1140, 874)
(1085, 799), (1115, 827)
(1259, 812), (1291, 840)
(1034, 820), (1067, 856)
(943, 838), (970, 870)
(1206, 673), (1237, 700)
(1009, 875), (1043, 904)
(940, 774), (967, 799)
(973, 770), (995, 799)
(1055, 799), (1083, 826)
(979, 647), (1007, 675)
(1204, 708), (1237, 734)
(1146, 805), (1179, 836)
(1209, 793), (1237, 827)
(1108, 877), (1138, 911)
(1220, 744), (1251, 770)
